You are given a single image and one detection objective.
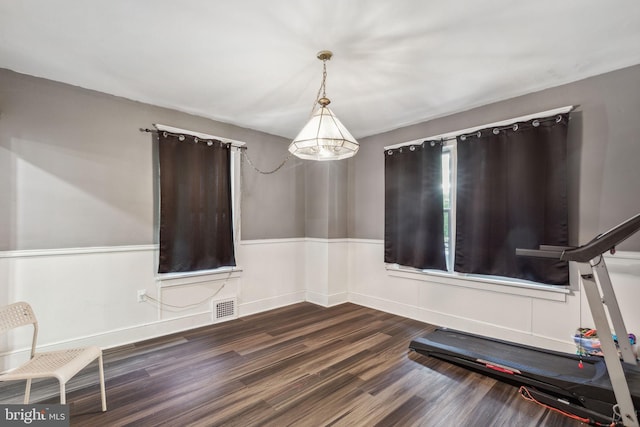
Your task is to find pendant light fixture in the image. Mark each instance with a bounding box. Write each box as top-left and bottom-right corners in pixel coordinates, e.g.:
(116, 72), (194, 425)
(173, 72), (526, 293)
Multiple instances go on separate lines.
(288, 50), (359, 161)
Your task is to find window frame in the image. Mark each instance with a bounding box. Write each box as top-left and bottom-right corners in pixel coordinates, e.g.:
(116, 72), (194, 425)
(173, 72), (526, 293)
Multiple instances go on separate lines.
(154, 124), (245, 280)
(442, 144), (455, 272)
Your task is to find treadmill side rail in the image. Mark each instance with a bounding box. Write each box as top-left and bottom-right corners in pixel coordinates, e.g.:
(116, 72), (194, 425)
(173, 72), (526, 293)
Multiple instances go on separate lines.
(581, 259), (639, 427)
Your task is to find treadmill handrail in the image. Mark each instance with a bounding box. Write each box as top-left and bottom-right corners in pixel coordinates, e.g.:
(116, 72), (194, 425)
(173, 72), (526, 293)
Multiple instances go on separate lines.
(515, 248), (564, 259)
(516, 213), (640, 263)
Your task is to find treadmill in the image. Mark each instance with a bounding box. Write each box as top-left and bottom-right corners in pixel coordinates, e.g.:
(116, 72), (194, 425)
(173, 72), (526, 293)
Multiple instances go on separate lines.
(410, 213), (640, 426)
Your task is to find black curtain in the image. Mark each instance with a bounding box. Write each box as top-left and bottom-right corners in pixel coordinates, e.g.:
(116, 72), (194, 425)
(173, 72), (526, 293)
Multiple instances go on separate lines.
(158, 132), (236, 273)
(385, 142), (447, 270)
(454, 114), (569, 285)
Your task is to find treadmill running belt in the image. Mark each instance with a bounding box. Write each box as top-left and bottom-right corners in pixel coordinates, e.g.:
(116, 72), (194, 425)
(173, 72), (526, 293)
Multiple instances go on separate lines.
(413, 328), (602, 382)
(410, 328), (640, 419)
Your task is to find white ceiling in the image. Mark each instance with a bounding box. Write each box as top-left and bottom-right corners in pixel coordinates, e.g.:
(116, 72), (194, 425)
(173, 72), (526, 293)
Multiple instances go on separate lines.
(2, 1), (640, 140)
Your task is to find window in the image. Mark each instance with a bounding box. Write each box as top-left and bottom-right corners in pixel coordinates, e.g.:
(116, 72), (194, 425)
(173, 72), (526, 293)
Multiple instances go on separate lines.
(385, 106), (573, 286)
(155, 125), (243, 275)
(442, 147), (453, 271)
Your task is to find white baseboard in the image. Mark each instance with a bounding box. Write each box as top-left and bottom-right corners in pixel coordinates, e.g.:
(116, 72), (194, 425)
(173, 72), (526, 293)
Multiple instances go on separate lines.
(305, 291), (348, 307)
(348, 292), (576, 354)
(238, 291), (306, 317)
(0, 310), (215, 371)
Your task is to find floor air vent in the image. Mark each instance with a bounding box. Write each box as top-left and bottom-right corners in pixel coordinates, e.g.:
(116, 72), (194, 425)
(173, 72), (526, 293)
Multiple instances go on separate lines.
(212, 298), (237, 322)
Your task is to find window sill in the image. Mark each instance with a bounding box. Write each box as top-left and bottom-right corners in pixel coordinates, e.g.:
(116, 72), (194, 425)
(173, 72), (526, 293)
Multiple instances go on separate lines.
(386, 265), (569, 301)
(156, 266), (243, 288)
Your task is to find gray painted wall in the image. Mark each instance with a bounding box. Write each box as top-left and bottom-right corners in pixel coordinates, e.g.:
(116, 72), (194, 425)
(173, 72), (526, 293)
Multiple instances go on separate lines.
(3, 63), (639, 250)
(348, 64), (640, 251)
(304, 160), (348, 239)
(238, 132), (305, 240)
(0, 69), (303, 250)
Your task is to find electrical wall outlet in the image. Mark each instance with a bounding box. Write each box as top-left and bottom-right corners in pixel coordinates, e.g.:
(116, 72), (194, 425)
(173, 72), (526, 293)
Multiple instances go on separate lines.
(137, 289), (146, 303)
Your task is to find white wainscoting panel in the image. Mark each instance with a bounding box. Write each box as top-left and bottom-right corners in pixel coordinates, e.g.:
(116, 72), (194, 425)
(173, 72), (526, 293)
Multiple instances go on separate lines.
(345, 240), (612, 354)
(236, 239), (306, 316)
(305, 239), (349, 306)
(2, 240), (637, 370)
(0, 241), (302, 370)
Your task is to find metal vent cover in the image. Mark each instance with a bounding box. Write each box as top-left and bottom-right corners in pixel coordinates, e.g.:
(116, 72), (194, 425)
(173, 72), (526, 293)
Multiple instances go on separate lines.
(212, 298), (237, 322)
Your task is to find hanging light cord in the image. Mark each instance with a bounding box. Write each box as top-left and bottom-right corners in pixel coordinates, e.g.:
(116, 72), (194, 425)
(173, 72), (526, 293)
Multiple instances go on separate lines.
(241, 150), (293, 175)
(309, 57), (328, 118)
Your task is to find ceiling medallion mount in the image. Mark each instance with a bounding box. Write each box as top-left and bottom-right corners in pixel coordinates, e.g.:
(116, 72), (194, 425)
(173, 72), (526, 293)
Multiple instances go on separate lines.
(317, 50), (333, 61)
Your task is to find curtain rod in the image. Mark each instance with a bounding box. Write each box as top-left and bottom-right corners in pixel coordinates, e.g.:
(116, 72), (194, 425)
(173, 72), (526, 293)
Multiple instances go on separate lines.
(140, 125), (292, 174)
(139, 125), (247, 150)
(384, 105), (576, 150)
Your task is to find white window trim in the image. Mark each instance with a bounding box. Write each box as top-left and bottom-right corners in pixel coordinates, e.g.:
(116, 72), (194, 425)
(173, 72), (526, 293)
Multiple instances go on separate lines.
(156, 266), (243, 288)
(386, 264), (570, 301)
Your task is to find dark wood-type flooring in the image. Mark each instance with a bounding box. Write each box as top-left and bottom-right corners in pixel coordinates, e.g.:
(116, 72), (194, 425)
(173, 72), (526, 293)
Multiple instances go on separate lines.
(1, 302), (584, 426)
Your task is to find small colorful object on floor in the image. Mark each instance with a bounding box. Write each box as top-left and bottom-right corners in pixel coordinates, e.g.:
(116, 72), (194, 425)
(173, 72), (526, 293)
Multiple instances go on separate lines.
(573, 328), (638, 359)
